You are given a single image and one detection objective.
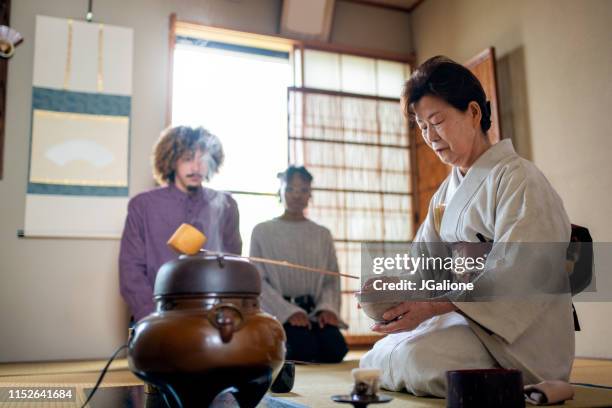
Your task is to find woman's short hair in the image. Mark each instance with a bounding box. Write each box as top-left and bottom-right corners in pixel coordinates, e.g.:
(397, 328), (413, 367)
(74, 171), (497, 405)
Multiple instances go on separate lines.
(402, 55), (491, 133)
(277, 165), (313, 184)
(152, 126), (224, 185)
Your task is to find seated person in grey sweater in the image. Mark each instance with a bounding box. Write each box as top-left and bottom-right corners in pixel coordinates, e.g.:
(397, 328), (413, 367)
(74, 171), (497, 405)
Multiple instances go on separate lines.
(250, 166), (348, 363)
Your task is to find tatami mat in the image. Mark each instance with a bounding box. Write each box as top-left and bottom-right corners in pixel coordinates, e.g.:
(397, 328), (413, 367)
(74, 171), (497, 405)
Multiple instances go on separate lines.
(1, 357), (611, 407)
(277, 360), (612, 408)
(0, 359), (129, 378)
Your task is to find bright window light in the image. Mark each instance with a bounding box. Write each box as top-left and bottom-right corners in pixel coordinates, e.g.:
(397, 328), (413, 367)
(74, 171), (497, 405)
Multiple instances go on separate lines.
(171, 40), (293, 254)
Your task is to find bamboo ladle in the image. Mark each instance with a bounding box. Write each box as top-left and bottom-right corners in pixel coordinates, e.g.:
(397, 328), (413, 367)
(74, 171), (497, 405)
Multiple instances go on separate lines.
(167, 223), (359, 280)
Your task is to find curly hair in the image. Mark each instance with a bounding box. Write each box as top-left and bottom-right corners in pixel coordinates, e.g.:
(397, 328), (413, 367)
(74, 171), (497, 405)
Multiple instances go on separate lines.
(152, 126), (224, 185)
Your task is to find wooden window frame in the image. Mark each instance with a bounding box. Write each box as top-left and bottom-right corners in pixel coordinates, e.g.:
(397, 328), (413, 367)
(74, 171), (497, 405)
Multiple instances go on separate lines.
(288, 87), (414, 345)
(166, 14), (417, 348)
(167, 13), (416, 127)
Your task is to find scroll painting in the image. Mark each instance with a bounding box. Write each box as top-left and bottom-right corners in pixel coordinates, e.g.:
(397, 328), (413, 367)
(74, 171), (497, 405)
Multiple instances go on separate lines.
(25, 15), (133, 237)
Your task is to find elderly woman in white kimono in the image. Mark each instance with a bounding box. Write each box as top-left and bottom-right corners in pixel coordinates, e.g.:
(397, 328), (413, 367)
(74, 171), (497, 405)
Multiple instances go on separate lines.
(359, 56), (574, 397)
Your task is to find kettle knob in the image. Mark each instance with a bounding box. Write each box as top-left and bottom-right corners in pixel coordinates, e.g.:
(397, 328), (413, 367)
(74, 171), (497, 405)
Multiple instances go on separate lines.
(209, 303), (244, 343)
(216, 312), (234, 343)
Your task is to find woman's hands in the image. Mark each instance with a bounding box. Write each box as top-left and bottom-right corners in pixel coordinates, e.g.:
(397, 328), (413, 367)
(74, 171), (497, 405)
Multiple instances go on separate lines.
(371, 301), (457, 334)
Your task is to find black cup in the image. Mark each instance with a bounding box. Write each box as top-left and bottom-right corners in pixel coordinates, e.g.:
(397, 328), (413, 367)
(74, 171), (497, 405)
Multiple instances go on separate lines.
(446, 368), (524, 408)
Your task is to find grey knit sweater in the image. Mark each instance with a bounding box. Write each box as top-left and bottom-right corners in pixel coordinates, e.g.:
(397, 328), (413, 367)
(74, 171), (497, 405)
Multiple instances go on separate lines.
(249, 218), (342, 324)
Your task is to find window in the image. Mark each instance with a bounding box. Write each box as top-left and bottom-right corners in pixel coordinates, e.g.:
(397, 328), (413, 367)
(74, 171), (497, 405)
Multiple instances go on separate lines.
(169, 20), (415, 341)
(171, 31), (294, 253)
(290, 49), (412, 335)
(289, 49), (412, 334)
(300, 49), (410, 97)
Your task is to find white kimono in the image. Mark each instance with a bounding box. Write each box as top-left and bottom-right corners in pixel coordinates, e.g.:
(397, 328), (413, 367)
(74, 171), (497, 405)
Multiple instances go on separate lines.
(360, 140), (575, 397)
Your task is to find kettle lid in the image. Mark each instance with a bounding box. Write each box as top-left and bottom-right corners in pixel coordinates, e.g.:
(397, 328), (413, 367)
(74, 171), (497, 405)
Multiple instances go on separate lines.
(154, 254), (261, 296)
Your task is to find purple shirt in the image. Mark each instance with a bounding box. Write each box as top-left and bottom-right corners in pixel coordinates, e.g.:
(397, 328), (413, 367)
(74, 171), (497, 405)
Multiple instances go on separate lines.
(119, 183), (242, 321)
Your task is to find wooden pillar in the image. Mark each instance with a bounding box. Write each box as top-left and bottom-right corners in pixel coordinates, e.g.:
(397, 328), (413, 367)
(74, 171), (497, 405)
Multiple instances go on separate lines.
(0, 0), (10, 179)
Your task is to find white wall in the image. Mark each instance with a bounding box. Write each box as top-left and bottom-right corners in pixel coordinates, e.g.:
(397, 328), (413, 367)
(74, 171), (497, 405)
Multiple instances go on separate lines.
(0, 0), (413, 362)
(411, 0), (612, 358)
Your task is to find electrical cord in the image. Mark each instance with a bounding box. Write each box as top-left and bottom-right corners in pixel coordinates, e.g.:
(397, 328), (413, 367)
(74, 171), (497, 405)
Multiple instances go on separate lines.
(571, 382), (612, 390)
(80, 344), (128, 408)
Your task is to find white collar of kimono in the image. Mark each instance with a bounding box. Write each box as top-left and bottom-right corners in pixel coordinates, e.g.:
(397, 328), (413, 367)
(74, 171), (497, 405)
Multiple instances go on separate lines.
(440, 139), (517, 241)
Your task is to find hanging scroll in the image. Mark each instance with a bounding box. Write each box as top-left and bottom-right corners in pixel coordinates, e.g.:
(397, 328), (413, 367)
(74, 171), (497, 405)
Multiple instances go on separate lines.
(24, 15), (133, 237)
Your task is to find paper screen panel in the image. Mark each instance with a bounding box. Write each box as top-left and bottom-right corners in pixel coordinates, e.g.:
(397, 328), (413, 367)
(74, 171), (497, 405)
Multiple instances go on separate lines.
(340, 54), (376, 95)
(302, 49), (410, 98)
(303, 49), (340, 91)
(289, 88), (413, 335)
(376, 60), (406, 98)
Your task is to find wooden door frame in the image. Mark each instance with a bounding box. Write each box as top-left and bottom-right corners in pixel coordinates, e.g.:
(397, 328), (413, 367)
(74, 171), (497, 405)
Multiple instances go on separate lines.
(465, 47), (502, 144)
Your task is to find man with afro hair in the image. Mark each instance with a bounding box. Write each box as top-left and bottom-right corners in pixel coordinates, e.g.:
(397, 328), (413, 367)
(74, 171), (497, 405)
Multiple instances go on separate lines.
(119, 126), (241, 322)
